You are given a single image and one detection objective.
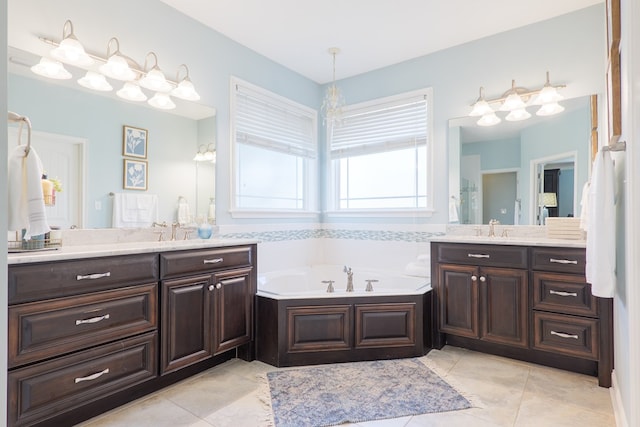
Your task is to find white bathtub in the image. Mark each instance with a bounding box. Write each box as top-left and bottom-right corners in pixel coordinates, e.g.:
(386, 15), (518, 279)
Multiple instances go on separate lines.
(257, 264), (431, 300)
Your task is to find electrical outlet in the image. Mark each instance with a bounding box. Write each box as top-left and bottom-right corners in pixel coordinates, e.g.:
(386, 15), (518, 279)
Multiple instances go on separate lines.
(95, 201), (102, 211)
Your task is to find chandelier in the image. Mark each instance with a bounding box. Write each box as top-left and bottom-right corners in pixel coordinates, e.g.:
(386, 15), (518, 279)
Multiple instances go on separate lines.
(320, 47), (346, 126)
(31, 20), (200, 111)
(469, 72), (565, 127)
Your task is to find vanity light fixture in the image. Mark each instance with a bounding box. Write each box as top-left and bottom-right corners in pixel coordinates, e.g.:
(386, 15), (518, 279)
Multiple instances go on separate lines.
(78, 71), (113, 92)
(30, 57), (72, 80)
(469, 72), (565, 126)
(171, 64), (201, 101)
(320, 47), (346, 126)
(139, 52), (173, 92)
(50, 20), (93, 67)
(193, 143), (216, 162)
(33, 21), (202, 111)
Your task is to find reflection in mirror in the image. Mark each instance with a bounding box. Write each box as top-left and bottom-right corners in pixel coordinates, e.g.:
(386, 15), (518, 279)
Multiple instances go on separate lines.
(448, 95), (592, 225)
(7, 46), (216, 229)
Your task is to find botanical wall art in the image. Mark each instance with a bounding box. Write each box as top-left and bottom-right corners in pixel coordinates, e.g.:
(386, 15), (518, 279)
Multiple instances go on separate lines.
(123, 158), (148, 190)
(123, 125), (148, 158)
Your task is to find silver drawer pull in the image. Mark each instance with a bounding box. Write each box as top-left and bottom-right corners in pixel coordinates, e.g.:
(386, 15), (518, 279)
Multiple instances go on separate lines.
(550, 331), (579, 340)
(203, 258), (223, 264)
(468, 254), (490, 259)
(76, 314), (110, 325)
(549, 258), (578, 265)
(549, 290), (578, 297)
(76, 272), (111, 281)
(74, 368), (109, 384)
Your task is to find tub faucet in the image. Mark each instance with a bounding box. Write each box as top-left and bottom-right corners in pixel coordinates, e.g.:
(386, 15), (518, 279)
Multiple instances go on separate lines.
(344, 266), (354, 292)
(488, 219), (500, 237)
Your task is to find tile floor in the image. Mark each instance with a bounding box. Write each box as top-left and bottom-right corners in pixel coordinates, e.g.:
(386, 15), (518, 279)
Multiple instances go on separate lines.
(78, 346), (616, 427)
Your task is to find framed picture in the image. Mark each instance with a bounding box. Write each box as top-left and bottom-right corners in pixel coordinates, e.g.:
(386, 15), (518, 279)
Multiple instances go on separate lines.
(123, 125), (148, 158)
(123, 159), (148, 191)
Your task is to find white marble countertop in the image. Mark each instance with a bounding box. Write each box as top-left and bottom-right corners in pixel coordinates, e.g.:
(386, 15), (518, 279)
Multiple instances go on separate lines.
(430, 235), (586, 248)
(7, 238), (260, 265)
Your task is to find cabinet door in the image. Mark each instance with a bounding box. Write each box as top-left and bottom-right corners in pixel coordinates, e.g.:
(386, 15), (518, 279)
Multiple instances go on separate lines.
(437, 263), (479, 338)
(212, 267), (253, 354)
(161, 275), (213, 374)
(479, 267), (528, 348)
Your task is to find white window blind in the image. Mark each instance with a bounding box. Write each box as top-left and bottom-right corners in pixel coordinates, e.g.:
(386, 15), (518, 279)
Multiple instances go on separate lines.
(330, 94), (428, 159)
(235, 84), (316, 158)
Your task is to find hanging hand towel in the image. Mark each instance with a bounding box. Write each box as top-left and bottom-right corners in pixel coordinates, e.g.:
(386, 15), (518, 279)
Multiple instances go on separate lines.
(177, 198), (191, 226)
(585, 150), (616, 298)
(112, 193), (159, 228)
(7, 145), (50, 239)
(448, 196), (459, 223)
(579, 181), (590, 231)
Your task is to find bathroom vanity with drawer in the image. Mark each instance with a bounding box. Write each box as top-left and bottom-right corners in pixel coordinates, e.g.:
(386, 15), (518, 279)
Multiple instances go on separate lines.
(7, 240), (257, 427)
(431, 238), (613, 387)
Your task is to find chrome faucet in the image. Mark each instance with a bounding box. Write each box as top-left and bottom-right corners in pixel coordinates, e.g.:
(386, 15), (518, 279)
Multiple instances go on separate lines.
(488, 219), (500, 237)
(365, 279), (379, 292)
(322, 280), (335, 293)
(171, 222), (180, 241)
(344, 266), (354, 292)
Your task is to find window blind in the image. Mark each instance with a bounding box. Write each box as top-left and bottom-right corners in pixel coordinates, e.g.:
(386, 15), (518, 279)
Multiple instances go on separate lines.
(235, 84), (316, 158)
(330, 94), (428, 159)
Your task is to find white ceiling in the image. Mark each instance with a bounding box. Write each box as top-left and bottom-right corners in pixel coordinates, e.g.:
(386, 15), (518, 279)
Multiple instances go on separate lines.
(160, 0), (602, 84)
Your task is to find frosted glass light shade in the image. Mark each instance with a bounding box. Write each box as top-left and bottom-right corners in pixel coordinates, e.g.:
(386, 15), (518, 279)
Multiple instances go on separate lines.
(139, 67), (172, 92)
(469, 99), (493, 117)
(78, 71), (113, 91)
(532, 85), (564, 105)
(505, 108), (531, 121)
(536, 102), (565, 116)
(31, 57), (72, 80)
(99, 54), (136, 81)
(171, 78), (200, 101)
(117, 82), (147, 101)
(500, 93), (526, 111)
(477, 112), (501, 126)
(148, 92), (176, 110)
(51, 37), (93, 66)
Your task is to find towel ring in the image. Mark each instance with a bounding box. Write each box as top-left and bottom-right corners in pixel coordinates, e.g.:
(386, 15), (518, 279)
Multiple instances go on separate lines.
(8, 111), (32, 156)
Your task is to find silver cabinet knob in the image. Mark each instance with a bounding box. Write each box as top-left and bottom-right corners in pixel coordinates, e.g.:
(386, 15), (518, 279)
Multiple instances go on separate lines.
(208, 284), (214, 291)
(216, 283), (222, 289)
(471, 275), (478, 281)
(479, 276), (486, 282)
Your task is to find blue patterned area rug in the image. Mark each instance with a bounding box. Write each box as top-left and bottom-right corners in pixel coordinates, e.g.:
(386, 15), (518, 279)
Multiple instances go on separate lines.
(264, 358), (473, 427)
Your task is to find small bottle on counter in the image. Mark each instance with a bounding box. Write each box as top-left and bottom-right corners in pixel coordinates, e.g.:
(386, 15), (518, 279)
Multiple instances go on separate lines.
(41, 174), (55, 206)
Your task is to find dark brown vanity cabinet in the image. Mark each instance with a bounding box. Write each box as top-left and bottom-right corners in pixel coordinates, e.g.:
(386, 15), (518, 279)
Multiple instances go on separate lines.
(159, 246), (256, 374)
(436, 244), (528, 348)
(432, 242), (613, 387)
(7, 254), (159, 427)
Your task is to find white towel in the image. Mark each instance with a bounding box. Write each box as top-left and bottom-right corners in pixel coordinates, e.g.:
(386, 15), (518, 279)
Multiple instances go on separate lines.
(585, 150), (616, 298)
(7, 145), (50, 239)
(449, 196), (459, 223)
(177, 199), (191, 226)
(513, 199), (520, 225)
(112, 193), (159, 228)
(579, 181), (590, 231)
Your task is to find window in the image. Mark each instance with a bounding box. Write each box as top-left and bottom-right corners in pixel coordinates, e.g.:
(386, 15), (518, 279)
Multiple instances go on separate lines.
(230, 78), (317, 216)
(329, 89), (432, 214)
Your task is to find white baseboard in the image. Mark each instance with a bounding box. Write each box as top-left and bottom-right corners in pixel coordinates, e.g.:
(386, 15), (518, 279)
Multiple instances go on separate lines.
(611, 370), (629, 427)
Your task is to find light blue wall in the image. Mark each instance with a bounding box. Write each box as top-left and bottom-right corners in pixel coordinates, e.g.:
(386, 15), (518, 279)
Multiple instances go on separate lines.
(461, 137), (521, 171)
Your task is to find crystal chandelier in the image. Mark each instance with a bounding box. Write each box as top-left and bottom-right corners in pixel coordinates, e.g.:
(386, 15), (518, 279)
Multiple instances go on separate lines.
(321, 47), (346, 126)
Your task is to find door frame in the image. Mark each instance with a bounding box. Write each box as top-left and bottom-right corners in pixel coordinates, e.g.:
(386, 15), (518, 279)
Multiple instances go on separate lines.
(529, 151), (578, 225)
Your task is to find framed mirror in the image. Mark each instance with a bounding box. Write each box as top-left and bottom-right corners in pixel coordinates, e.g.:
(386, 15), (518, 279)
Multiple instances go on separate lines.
(448, 95), (593, 225)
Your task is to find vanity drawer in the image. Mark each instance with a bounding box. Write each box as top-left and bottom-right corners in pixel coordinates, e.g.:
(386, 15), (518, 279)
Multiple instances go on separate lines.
(531, 247), (586, 274)
(160, 246), (253, 279)
(532, 272), (597, 317)
(8, 283), (158, 368)
(8, 253), (159, 304)
(8, 331), (157, 427)
(532, 312), (598, 360)
(436, 243), (528, 269)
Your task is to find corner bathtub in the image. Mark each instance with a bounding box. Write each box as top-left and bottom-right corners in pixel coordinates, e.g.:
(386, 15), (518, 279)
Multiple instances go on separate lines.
(257, 265), (431, 299)
(256, 265), (433, 367)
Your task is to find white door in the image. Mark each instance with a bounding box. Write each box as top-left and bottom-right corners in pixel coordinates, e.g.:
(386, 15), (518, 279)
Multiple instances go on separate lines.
(7, 128), (85, 229)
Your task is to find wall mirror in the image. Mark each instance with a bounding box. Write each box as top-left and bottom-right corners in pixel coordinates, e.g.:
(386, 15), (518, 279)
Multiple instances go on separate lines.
(448, 95), (593, 226)
(7, 46), (216, 229)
